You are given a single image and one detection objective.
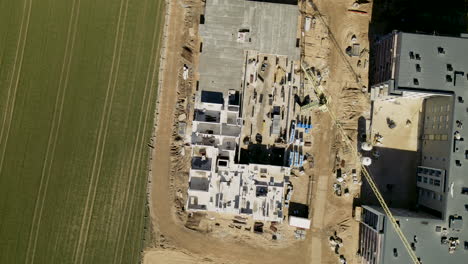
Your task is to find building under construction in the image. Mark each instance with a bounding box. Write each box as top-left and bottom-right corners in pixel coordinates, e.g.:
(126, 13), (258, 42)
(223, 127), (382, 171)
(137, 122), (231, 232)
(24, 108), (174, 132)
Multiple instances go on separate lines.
(186, 0), (310, 225)
(362, 32), (468, 263)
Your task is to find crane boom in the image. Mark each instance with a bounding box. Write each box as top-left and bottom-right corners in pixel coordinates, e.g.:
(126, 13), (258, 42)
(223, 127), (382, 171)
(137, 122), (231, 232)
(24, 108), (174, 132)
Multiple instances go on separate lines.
(301, 63), (420, 264)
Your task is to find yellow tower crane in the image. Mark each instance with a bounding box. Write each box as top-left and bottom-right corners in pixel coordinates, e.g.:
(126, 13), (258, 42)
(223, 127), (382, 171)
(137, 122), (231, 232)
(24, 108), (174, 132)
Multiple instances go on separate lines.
(301, 63), (421, 264)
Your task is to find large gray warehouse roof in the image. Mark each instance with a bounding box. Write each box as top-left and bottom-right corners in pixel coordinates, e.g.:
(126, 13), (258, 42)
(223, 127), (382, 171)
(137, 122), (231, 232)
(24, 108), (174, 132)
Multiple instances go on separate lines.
(395, 33), (468, 94)
(393, 32), (468, 220)
(376, 32), (468, 264)
(364, 206), (467, 264)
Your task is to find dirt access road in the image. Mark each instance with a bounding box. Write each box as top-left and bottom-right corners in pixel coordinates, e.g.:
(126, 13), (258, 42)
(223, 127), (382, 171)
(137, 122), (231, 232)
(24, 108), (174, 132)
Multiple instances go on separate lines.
(148, 0), (372, 263)
(303, 0), (372, 263)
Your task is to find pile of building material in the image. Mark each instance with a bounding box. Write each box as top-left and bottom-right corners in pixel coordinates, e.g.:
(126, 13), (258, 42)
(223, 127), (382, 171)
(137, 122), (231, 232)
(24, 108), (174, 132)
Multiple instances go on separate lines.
(329, 235), (343, 252)
(333, 167), (360, 197)
(329, 233), (348, 263)
(284, 183), (294, 208)
(442, 237), (461, 254)
(294, 229), (307, 240)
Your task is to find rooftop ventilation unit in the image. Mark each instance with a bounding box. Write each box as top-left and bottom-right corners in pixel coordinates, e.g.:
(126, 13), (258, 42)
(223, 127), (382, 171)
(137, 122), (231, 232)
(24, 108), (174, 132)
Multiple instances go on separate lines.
(416, 64), (421, 72)
(438, 47), (445, 54)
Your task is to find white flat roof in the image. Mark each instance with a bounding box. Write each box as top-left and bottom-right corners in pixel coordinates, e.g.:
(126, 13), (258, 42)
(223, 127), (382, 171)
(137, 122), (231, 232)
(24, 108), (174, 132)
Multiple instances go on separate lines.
(288, 216), (311, 229)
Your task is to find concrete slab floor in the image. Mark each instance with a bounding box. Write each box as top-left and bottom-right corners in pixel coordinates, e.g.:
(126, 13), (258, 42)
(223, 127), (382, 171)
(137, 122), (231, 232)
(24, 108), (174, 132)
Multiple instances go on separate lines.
(240, 51), (300, 148)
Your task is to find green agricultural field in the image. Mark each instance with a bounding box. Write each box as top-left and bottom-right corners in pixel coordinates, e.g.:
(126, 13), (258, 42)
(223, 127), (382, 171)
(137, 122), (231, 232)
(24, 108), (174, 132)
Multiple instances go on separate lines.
(0, 0), (164, 263)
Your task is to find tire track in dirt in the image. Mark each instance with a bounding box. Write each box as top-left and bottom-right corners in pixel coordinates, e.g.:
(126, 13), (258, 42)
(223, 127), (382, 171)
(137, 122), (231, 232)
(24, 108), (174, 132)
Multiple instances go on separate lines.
(0, 0), (32, 176)
(113, 2), (165, 262)
(24, 1), (82, 262)
(72, 0), (129, 263)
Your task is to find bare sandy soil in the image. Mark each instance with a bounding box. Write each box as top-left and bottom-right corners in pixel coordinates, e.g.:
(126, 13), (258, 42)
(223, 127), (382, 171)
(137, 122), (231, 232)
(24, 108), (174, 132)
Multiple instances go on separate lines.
(146, 0), (373, 263)
(371, 98), (424, 151)
(301, 0), (372, 263)
(144, 250), (212, 264)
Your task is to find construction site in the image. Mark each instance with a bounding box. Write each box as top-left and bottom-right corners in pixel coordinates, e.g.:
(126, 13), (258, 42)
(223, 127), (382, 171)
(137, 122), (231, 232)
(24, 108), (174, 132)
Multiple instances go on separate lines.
(143, 0), (445, 263)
